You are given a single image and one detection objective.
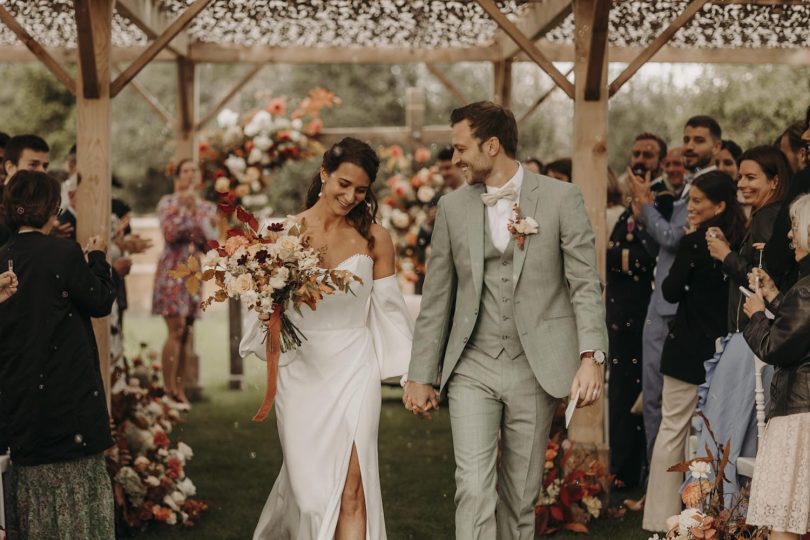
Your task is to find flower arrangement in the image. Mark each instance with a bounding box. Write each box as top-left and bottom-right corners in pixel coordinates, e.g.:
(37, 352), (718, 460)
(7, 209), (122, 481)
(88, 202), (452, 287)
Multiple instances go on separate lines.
(507, 204), (539, 250)
(197, 88), (340, 212)
(170, 206), (360, 421)
(376, 144), (447, 283)
(106, 343), (208, 533)
(535, 432), (613, 535)
(649, 413), (768, 540)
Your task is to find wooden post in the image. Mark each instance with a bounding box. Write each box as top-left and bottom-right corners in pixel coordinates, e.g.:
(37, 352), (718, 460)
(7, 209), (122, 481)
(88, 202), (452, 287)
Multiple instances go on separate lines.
(405, 87), (425, 149)
(174, 57), (198, 161)
(74, 0), (113, 403)
(228, 298), (244, 390)
(492, 59), (513, 109)
(568, 0), (609, 449)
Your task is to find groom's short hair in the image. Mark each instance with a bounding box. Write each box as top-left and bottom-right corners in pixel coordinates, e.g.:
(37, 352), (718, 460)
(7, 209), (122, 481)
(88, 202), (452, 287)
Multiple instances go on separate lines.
(450, 101), (518, 159)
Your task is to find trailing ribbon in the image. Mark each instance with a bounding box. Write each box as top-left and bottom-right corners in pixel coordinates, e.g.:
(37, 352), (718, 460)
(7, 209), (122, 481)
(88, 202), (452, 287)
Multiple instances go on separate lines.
(252, 308), (283, 422)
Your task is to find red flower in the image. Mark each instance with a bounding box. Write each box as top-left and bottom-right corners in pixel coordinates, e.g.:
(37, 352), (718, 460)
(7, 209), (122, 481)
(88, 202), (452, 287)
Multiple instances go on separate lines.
(153, 430), (170, 449)
(166, 457), (183, 479)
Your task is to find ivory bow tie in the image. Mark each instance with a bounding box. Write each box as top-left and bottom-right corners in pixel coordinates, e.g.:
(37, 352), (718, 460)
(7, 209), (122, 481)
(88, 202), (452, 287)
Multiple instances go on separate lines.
(481, 187), (518, 207)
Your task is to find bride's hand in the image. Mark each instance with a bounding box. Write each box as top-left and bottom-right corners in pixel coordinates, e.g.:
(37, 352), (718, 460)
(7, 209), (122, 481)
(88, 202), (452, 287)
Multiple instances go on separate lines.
(403, 381), (439, 420)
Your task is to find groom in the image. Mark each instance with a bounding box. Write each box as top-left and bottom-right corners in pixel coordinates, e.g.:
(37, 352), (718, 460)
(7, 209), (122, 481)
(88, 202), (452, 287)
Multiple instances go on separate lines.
(404, 102), (608, 539)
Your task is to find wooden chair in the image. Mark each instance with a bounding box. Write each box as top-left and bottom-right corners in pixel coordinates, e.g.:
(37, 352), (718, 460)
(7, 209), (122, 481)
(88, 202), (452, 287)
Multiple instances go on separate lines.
(736, 355), (767, 478)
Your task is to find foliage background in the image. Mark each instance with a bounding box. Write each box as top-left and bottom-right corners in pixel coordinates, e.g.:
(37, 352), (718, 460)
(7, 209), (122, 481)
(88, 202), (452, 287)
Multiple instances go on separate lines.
(0, 62), (808, 215)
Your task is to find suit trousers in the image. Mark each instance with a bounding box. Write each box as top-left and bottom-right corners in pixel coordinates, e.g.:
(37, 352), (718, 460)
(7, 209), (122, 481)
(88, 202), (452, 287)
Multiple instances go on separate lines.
(642, 311), (673, 461)
(642, 375), (698, 532)
(447, 346), (557, 540)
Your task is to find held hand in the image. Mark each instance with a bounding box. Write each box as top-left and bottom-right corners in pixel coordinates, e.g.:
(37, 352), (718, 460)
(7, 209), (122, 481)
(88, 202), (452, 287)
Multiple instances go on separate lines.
(112, 256), (133, 277)
(570, 356), (604, 408)
(743, 288), (766, 318)
(402, 381), (440, 420)
(706, 227), (731, 262)
(0, 270), (18, 303)
(84, 235), (107, 254)
(748, 268), (778, 303)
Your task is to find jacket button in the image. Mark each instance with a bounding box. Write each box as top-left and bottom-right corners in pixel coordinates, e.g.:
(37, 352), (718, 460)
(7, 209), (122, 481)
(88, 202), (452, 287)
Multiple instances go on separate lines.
(61, 291), (68, 298)
(463, 337), (468, 343)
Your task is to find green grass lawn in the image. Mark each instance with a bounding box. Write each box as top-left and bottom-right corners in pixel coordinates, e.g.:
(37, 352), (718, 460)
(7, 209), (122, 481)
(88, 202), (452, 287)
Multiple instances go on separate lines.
(125, 312), (650, 540)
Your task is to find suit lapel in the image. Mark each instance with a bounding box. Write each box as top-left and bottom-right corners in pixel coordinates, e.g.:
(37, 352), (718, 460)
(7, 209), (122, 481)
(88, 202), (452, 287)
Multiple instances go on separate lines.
(467, 185), (485, 300)
(512, 173), (540, 293)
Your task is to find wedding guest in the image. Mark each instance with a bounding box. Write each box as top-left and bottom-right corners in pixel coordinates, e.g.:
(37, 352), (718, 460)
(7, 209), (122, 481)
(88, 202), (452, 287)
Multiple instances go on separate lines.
(2, 134), (50, 182)
(778, 120), (808, 174)
(606, 167), (625, 237)
(545, 157), (572, 182)
(522, 157), (543, 174)
(643, 171), (746, 532)
(693, 145), (790, 498)
(662, 147), (687, 198)
(151, 158), (217, 403)
(630, 132), (667, 180)
(765, 106), (810, 291)
(715, 139), (742, 180)
(0, 170), (116, 539)
(0, 131), (9, 182)
(436, 146), (464, 192)
(629, 115), (722, 504)
(605, 177), (657, 489)
(742, 193), (810, 540)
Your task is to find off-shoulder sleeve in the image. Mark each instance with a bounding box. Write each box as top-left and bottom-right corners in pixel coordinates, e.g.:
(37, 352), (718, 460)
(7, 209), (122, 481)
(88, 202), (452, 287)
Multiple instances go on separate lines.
(240, 309), (267, 361)
(369, 275), (414, 380)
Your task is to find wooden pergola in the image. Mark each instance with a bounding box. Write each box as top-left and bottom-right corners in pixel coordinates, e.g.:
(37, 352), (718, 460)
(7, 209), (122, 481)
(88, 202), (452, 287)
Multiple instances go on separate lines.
(1, 0), (808, 448)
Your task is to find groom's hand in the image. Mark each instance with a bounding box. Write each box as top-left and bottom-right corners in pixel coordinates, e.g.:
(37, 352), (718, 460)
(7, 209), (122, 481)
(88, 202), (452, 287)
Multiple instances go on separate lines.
(570, 355), (604, 408)
(403, 381), (439, 420)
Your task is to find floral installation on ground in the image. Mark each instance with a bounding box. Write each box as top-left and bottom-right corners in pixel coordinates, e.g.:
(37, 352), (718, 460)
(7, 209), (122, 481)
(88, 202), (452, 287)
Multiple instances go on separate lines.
(647, 413), (768, 540)
(535, 431), (613, 535)
(105, 343), (207, 533)
(376, 144), (446, 283)
(196, 88), (340, 213)
(170, 205), (360, 421)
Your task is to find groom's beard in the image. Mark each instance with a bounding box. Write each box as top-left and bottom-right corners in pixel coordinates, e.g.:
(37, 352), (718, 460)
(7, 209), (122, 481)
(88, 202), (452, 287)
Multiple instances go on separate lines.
(462, 163), (493, 185)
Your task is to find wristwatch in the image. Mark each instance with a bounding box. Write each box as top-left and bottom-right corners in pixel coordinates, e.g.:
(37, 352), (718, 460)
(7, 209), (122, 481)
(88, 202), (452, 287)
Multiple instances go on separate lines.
(583, 350), (606, 365)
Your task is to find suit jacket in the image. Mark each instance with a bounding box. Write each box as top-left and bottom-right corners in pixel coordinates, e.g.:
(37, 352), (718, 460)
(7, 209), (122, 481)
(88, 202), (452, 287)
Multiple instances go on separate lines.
(0, 232), (116, 465)
(407, 171), (607, 398)
(660, 225), (730, 385)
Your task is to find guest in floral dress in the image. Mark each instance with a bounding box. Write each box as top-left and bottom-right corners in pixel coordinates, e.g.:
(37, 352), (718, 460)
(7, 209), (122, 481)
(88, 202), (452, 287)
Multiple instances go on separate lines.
(742, 193), (810, 540)
(151, 159), (217, 403)
(0, 171), (116, 539)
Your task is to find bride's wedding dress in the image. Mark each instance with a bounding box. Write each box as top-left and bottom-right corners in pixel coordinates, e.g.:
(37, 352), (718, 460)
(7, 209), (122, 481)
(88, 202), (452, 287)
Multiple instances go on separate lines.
(240, 254), (413, 540)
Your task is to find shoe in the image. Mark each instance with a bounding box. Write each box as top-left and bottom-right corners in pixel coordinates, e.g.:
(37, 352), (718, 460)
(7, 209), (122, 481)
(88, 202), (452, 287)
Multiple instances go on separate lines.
(623, 496), (645, 512)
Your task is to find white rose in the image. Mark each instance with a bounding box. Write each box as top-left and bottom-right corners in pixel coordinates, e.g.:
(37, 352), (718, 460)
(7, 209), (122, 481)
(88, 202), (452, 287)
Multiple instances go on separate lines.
(201, 249), (220, 269)
(240, 289), (259, 307)
(291, 118), (303, 130)
(234, 273), (254, 294)
(163, 494), (180, 512)
(274, 117), (291, 130)
(172, 490), (187, 506)
(290, 131), (301, 142)
(214, 177), (231, 193)
(247, 147), (263, 165)
(278, 235), (300, 251)
(416, 185), (436, 203)
(177, 477), (197, 497)
(166, 511), (178, 526)
(253, 134), (272, 151)
(688, 460), (712, 480)
(222, 125), (243, 147)
(224, 155), (247, 175)
(216, 108), (239, 128)
(514, 217), (539, 235)
(391, 209), (410, 229)
(157, 447), (169, 458)
(269, 267), (289, 290)
(144, 475), (160, 487)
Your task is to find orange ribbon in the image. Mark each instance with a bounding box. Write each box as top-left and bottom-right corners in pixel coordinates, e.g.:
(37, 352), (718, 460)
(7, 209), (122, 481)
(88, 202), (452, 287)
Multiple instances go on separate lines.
(252, 308), (282, 422)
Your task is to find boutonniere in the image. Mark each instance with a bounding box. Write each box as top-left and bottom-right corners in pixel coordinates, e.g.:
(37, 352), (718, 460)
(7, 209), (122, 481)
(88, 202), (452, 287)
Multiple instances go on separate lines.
(507, 204), (539, 250)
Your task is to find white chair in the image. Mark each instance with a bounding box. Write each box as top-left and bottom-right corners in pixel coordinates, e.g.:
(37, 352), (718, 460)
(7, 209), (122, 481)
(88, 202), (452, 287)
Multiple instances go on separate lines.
(737, 355), (767, 478)
(0, 453), (9, 530)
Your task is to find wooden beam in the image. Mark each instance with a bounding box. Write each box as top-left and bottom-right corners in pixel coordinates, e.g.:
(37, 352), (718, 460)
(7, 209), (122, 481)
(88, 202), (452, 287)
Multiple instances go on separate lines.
(116, 0), (189, 57)
(405, 87), (426, 147)
(75, 0), (113, 405)
(608, 0), (712, 96)
(175, 57), (198, 158)
(318, 125), (451, 147)
(0, 45), (174, 64)
(0, 6), (76, 94)
(493, 59), (513, 109)
(497, 0), (572, 60)
(188, 42), (501, 64)
(476, 0), (574, 98)
(74, 0), (100, 99)
(584, 0), (610, 101)
(194, 64), (264, 131)
(111, 0), (213, 97)
(425, 63), (469, 105)
(113, 64), (173, 125)
(568, 0), (608, 448)
(517, 65), (574, 124)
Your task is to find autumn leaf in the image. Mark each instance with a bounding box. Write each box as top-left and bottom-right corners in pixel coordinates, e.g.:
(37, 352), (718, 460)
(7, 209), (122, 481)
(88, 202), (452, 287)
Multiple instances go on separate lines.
(236, 206), (260, 232)
(564, 522), (589, 533)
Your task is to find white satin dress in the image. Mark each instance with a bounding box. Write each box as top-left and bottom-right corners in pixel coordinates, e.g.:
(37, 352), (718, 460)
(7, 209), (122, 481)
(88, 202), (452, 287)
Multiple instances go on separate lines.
(240, 254), (413, 540)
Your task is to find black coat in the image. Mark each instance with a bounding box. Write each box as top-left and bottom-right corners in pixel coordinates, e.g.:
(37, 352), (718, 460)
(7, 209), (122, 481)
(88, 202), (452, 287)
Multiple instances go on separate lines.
(660, 226), (730, 385)
(764, 166), (810, 290)
(0, 231), (116, 466)
(722, 202), (780, 331)
(606, 207), (657, 332)
(744, 255), (810, 420)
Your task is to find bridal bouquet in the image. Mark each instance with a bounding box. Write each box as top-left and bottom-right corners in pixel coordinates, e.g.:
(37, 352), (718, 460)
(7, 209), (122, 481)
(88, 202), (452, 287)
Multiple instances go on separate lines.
(170, 206), (360, 421)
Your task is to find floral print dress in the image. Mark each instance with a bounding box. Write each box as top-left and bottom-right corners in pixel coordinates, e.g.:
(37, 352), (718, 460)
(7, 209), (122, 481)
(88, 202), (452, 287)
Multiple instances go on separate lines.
(151, 193), (217, 319)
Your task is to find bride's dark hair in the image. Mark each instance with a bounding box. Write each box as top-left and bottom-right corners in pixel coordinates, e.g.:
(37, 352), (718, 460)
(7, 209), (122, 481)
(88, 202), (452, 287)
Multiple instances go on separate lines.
(305, 137), (380, 248)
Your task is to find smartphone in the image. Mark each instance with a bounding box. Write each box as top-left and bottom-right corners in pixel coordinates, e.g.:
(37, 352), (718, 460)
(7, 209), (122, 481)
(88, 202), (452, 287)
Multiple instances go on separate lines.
(739, 286), (775, 319)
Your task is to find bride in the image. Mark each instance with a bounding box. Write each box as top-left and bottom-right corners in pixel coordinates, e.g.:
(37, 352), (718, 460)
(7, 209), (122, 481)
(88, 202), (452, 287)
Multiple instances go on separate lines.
(240, 137), (413, 540)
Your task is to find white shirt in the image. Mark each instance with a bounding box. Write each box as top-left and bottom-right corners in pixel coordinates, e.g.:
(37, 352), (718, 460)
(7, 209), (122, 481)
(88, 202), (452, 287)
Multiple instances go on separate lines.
(485, 164), (523, 253)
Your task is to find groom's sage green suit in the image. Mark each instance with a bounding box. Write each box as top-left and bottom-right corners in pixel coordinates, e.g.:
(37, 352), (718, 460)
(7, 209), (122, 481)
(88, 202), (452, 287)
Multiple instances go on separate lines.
(408, 169), (608, 539)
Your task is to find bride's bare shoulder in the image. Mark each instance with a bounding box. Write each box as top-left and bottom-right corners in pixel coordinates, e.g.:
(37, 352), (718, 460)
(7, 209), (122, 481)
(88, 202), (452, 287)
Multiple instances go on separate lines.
(370, 224), (394, 260)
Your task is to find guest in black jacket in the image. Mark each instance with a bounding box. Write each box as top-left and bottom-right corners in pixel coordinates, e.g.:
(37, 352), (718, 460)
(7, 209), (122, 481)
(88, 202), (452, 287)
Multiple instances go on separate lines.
(0, 170), (116, 539)
(742, 193), (810, 540)
(643, 171), (747, 530)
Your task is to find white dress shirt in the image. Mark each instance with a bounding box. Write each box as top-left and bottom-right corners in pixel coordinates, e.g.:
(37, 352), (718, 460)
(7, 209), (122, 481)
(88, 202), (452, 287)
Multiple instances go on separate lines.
(484, 164), (523, 253)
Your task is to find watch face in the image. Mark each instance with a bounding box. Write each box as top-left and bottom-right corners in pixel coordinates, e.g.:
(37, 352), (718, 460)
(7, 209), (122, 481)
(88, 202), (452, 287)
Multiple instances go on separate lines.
(593, 350), (606, 364)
